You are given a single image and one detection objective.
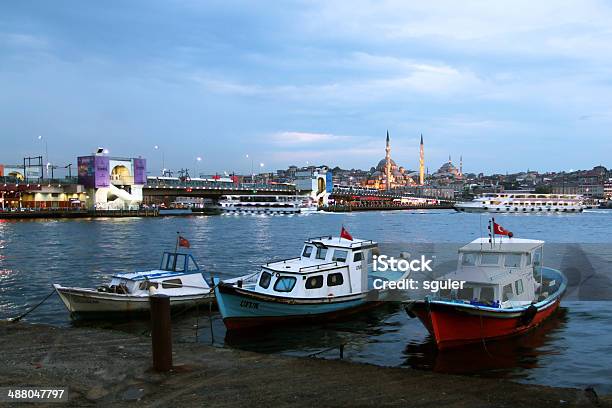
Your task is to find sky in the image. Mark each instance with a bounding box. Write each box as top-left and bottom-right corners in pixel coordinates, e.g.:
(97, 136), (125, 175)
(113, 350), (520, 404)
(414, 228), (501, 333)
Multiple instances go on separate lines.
(2, 0), (612, 177)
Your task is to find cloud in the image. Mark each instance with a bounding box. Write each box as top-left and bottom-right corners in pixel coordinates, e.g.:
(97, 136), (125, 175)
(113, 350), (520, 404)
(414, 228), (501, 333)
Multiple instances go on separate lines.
(0, 33), (48, 49)
(269, 131), (354, 145)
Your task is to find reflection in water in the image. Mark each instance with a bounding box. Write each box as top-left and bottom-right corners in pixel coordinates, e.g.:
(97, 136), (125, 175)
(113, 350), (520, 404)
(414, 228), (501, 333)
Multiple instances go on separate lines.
(402, 307), (569, 376)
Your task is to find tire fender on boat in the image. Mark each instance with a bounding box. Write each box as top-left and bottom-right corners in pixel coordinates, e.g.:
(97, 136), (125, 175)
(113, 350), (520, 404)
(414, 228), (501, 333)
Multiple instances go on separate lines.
(519, 304), (538, 327)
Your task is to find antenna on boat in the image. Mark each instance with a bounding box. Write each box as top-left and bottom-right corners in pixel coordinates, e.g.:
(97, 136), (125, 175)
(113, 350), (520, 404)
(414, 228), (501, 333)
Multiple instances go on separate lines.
(487, 218), (493, 249)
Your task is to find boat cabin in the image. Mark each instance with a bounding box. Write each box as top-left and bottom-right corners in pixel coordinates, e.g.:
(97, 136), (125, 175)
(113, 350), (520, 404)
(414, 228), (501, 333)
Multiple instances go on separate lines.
(101, 251), (208, 295)
(439, 238), (544, 308)
(238, 236), (377, 298)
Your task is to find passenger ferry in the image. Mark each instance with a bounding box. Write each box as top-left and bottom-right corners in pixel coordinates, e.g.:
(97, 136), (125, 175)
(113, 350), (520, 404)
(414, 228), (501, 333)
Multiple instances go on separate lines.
(454, 192), (585, 213)
(404, 228), (567, 349)
(218, 194), (318, 215)
(214, 234), (409, 330)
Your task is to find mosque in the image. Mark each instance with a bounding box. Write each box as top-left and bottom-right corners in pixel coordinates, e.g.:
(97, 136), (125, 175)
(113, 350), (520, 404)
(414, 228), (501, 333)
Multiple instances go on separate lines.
(362, 131), (421, 190)
(363, 131), (462, 191)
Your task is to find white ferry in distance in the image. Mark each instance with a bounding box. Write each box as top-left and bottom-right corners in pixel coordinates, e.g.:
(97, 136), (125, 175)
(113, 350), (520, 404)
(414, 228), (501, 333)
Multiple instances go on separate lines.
(219, 194), (318, 215)
(454, 192), (585, 213)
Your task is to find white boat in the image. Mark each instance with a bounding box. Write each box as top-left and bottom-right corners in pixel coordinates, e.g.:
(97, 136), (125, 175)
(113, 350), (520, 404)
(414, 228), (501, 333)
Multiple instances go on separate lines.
(218, 194), (318, 215)
(214, 235), (409, 330)
(455, 192), (585, 213)
(404, 233), (567, 349)
(54, 251), (214, 316)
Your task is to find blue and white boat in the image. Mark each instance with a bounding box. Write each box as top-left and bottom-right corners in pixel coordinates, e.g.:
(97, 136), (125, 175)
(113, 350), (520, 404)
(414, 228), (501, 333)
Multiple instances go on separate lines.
(54, 251), (214, 316)
(214, 235), (409, 330)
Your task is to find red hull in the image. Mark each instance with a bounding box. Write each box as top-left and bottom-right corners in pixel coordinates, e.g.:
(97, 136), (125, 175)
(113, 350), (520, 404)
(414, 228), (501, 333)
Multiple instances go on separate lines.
(410, 299), (561, 350)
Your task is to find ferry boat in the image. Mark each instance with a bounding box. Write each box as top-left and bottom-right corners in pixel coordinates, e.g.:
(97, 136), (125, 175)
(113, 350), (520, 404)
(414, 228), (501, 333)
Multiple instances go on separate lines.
(54, 250), (214, 316)
(214, 232), (409, 330)
(218, 194), (318, 215)
(454, 192), (585, 213)
(404, 225), (567, 350)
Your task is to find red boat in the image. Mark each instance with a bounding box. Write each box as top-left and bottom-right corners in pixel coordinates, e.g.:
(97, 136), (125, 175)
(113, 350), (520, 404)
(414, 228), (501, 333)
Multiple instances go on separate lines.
(404, 236), (567, 350)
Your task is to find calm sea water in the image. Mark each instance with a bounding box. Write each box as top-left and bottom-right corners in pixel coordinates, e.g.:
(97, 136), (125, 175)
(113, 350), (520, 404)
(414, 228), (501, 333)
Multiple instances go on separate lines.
(1, 210), (611, 392)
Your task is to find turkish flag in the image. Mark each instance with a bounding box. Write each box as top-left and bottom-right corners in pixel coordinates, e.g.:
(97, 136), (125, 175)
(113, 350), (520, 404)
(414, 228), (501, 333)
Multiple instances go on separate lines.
(178, 236), (190, 248)
(493, 222), (513, 238)
(340, 226), (353, 241)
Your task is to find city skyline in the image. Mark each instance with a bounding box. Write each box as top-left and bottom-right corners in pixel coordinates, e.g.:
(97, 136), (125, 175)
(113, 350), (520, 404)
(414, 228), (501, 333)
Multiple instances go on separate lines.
(3, 1), (612, 174)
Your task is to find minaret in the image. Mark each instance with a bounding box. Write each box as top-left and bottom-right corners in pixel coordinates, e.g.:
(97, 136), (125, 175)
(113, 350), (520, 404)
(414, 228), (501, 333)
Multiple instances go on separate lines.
(385, 130), (391, 191)
(419, 134), (425, 185)
(459, 155), (463, 176)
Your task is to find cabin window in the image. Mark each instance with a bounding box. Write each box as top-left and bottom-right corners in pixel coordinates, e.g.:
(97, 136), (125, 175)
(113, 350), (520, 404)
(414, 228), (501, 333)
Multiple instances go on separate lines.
(165, 254), (176, 271)
(457, 287), (474, 300)
(175, 254), (186, 272)
(302, 245), (314, 258)
(479, 286), (495, 302)
(462, 253), (478, 266)
(274, 276), (297, 292)
(504, 254), (522, 268)
(332, 250), (348, 262)
(305, 275), (324, 289)
(162, 278), (182, 289)
(480, 254), (500, 265)
(515, 279), (524, 295)
(353, 252), (362, 262)
(327, 273), (344, 286)
(315, 247), (328, 260)
(439, 289), (452, 299)
(502, 284), (514, 301)
(187, 256), (199, 271)
(259, 272), (272, 289)
(525, 253), (532, 266)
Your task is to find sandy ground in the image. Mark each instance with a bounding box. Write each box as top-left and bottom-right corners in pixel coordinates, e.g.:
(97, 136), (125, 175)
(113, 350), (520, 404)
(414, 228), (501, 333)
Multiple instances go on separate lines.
(0, 321), (609, 407)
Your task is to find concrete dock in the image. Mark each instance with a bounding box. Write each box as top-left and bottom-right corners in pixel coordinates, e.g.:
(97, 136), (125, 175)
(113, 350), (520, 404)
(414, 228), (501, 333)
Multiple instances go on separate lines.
(0, 321), (608, 407)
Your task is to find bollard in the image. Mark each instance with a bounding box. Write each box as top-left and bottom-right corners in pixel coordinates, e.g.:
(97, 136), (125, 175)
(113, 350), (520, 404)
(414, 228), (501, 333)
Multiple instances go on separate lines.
(150, 294), (172, 371)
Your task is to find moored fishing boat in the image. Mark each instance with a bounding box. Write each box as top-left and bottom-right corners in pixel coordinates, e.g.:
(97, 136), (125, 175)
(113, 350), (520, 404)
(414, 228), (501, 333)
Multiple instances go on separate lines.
(214, 228), (409, 330)
(404, 220), (567, 350)
(54, 237), (214, 316)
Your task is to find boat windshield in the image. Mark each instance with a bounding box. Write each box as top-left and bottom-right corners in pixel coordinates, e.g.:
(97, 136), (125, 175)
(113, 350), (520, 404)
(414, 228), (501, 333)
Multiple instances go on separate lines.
(160, 252), (200, 272)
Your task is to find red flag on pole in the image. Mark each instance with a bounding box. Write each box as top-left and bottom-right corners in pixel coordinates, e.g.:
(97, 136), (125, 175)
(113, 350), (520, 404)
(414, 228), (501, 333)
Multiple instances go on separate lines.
(340, 226), (353, 241)
(493, 222), (513, 238)
(178, 236), (190, 248)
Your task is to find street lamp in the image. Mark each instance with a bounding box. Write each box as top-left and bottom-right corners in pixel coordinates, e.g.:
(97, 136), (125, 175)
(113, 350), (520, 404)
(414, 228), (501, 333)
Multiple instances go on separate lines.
(196, 156), (202, 178)
(37, 135), (48, 178)
(246, 154), (254, 180)
(154, 145), (165, 175)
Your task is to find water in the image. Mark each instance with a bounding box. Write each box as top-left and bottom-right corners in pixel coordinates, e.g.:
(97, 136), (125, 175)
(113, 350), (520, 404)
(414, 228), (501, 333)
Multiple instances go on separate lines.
(1, 210), (611, 392)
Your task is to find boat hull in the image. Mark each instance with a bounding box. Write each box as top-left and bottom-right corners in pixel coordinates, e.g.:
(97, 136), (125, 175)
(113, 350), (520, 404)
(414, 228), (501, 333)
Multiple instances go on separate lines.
(404, 266), (567, 350)
(406, 298), (560, 350)
(53, 284), (214, 316)
(214, 282), (381, 330)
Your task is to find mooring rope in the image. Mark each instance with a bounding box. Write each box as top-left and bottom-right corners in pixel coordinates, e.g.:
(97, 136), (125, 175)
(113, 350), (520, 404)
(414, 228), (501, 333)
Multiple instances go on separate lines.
(9, 288), (56, 322)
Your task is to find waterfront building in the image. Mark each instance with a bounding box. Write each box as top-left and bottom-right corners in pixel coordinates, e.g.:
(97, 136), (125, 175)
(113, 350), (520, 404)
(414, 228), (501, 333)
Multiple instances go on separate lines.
(77, 153), (147, 210)
(294, 167), (332, 206)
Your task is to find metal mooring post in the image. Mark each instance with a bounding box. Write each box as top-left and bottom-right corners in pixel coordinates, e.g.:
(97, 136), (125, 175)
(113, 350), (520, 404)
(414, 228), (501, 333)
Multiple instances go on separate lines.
(150, 294), (172, 371)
